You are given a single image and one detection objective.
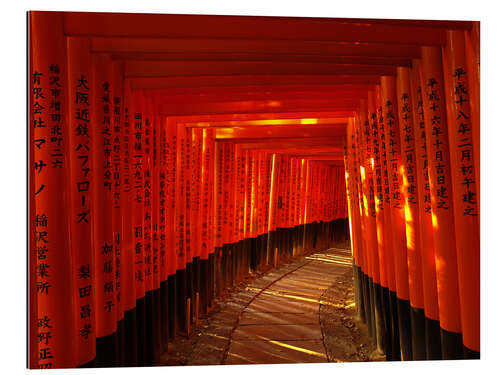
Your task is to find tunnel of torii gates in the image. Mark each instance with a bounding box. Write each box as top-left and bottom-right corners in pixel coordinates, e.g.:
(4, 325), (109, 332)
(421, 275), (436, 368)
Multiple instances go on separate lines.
(28, 11), (480, 369)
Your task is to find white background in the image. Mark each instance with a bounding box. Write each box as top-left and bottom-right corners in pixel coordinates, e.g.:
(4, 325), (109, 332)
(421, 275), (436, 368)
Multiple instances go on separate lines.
(1, 1), (497, 374)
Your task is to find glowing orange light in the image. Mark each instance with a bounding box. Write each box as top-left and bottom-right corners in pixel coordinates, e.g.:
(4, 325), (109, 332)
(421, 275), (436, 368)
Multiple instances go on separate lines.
(267, 100), (281, 107)
(360, 165), (365, 181)
(300, 118), (318, 125)
(431, 212), (439, 229)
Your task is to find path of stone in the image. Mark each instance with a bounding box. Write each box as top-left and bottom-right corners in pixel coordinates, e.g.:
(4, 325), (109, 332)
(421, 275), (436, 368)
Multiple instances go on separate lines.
(164, 246), (353, 366)
(224, 248), (353, 365)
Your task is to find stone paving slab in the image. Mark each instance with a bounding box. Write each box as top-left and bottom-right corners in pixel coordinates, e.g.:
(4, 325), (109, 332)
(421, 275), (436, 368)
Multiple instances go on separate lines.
(239, 312), (318, 326)
(232, 323), (323, 341)
(226, 339), (327, 364)
(245, 295), (319, 314)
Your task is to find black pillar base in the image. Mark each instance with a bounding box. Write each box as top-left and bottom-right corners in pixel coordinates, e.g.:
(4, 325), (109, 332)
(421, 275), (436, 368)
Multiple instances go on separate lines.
(116, 317), (126, 366)
(77, 359), (95, 368)
(397, 298), (413, 360)
(167, 274), (177, 340)
(144, 290), (155, 366)
(208, 252), (215, 306)
(373, 282), (386, 355)
(200, 257), (209, 315)
(186, 261), (194, 321)
(463, 345), (480, 359)
(95, 331), (118, 367)
(123, 307), (138, 367)
(362, 273), (373, 336)
(353, 264), (365, 322)
(176, 268), (187, 334)
(440, 328), (464, 360)
(135, 296), (147, 366)
(160, 280), (169, 353)
(381, 286), (394, 360)
(215, 246), (223, 297)
(389, 290), (401, 360)
(425, 315), (442, 360)
(250, 237), (257, 271)
(410, 306), (427, 360)
(153, 287), (162, 363)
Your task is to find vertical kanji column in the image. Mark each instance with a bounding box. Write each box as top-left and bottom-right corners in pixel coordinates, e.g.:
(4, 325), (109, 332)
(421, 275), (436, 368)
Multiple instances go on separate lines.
(122, 79), (138, 366)
(420, 46), (463, 359)
(381, 75), (412, 360)
(131, 90), (146, 365)
(175, 123), (188, 333)
(409, 60), (441, 359)
(90, 52), (117, 366)
(111, 60), (125, 366)
(443, 30), (480, 358)
(141, 96), (156, 365)
(67, 36), (96, 368)
(30, 12), (77, 369)
(368, 90), (392, 358)
(396, 66), (426, 360)
(464, 24), (480, 200)
(353, 117), (372, 334)
(214, 141), (224, 293)
(165, 117), (177, 339)
(354, 109), (376, 343)
(345, 119), (366, 324)
(157, 109), (169, 351)
(199, 128), (212, 313)
(191, 128), (203, 309)
(184, 124), (193, 321)
(206, 129), (216, 305)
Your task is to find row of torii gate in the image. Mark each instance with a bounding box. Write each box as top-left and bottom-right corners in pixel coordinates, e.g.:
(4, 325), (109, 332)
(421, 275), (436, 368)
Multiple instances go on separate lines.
(28, 11), (479, 368)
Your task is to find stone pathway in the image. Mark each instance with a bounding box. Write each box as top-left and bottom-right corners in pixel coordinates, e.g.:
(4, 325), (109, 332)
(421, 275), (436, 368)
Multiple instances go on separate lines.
(224, 248), (353, 365)
(160, 244), (363, 366)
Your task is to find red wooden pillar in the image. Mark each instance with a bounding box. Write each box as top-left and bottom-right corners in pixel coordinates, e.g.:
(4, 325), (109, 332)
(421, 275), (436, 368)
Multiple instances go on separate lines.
(175, 122), (188, 332)
(396, 66), (426, 359)
(242, 149), (250, 274)
(121, 79), (137, 366)
(302, 159), (311, 251)
(267, 154), (278, 265)
(409, 59), (441, 359)
(232, 145), (242, 276)
(464, 24), (480, 200)
(368, 91), (388, 293)
(420, 46), (463, 359)
(30, 11), (77, 369)
(381, 75), (412, 360)
(131, 90), (146, 364)
(90, 52), (118, 366)
(375, 89), (397, 302)
(368, 89), (397, 358)
(67, 35), (97, 368)
(165, 117), (176, 277)
(157, 108), (169, 351)
(141, 95), (157, 364)
(202, 128), (216, 306)
(199, 128), (212, 312)
(165, 117), (177, 339)
(191, 128), (203, 305)
(360, 99), (381, 290)
(214, 140), (224, 292)
(345, 119), (366, 323)
(442, 30), (480, 357)
(289, 157), (297, 256)
(354, 107), (378, 343)
(111, 60), (125, 365)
